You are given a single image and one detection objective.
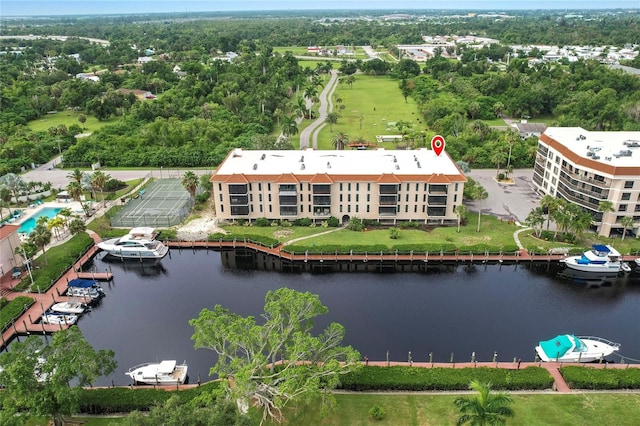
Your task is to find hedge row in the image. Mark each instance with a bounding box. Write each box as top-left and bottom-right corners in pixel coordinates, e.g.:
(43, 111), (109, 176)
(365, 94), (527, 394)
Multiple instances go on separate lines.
(78, 381), (222, 414)
(338, 366), (554, 391)
(0, 296), (35, 331)
(561, 366), (640, 390)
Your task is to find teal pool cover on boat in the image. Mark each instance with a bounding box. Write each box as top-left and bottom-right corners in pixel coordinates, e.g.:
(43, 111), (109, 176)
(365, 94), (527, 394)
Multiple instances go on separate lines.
(539, 335), (573, 359)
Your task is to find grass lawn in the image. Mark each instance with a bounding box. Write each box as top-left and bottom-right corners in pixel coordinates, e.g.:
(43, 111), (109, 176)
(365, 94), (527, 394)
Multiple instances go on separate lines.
(222, 225), (332, 243)
(274, 46), (369, 60)
(316, 75), (421, 150)
(483, 117), (509, 126)
(280, 393), (640, 426)
(28, 111), (119, 133)
(287, 215), (520, 251)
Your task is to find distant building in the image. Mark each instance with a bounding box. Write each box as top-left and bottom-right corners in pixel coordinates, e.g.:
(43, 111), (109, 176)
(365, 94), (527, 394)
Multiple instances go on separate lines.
(211, 148), (466, 226)
(533, 127), (640, 237)
(75, 72), (99, 82)
(137, 56), (154, 64)
(514, 121), (547, 139)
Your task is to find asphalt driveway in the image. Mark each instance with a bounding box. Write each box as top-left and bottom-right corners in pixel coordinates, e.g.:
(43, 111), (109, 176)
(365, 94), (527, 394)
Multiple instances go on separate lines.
(465, 168), (540, 224)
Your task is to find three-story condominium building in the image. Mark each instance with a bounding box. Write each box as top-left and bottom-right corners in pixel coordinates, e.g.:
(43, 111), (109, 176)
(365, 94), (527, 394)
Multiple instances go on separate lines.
(211, 148), (466, 225)
(533, 127), (640, 237)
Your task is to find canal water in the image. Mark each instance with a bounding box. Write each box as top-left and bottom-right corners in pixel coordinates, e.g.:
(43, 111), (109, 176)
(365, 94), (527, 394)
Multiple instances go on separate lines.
(46, 250), (640, 385)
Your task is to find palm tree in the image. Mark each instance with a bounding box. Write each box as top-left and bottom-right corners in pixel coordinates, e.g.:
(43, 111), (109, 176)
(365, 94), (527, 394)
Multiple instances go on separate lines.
(66, 181), (89, 216)
(181, 171), (199, 201)
(29, 223), (52, 266)
(597, 200), (614, 227)
(490, 150), (507, 179)
(324, 112), (340, 132)
(455, 204), (468, 233)
(468, 185), (488, 232)
(525, 207), (545, 238)
(91, 170), (110, 205)
(47, 216), (65, 240)
(69, 218), (86, 235)
(331, 132), (349, 150)
(454, 380), (514, 426)
(0, 173), (25, 207)
(540, 195), (558, 231)
(67, 168), (84, 184)
(303, 85), (318, 119)
(620, 216), (635, 241)
(0, 185), (12, 220)
(504, 130), (519, 177)
(281, 115), (299, 137)
(345, 75), (356, 89)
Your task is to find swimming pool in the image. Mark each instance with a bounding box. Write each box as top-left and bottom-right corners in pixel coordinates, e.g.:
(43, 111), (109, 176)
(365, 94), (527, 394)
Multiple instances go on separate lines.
(17, 207), (62, 235)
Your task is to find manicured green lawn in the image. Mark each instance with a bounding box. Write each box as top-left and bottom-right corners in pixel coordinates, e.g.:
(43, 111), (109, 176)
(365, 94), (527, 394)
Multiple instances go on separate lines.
(483, 117), (509, 126)
(316, 75), (421, 150)
(287, 215), (520, 252)
(280, 393), (640, 426)
(28, 111), (120, 133)
(222, 225), (333, 243)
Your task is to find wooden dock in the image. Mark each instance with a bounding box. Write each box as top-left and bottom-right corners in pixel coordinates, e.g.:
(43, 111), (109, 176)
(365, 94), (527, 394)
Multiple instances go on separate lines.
(75, 271), (113, 281)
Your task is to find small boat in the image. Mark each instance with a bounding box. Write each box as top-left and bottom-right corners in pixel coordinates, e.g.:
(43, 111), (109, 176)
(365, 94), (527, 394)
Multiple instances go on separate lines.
(620, 262), (632, 273)
(98, 227), (169, 260)
(562, 245), (622, 274)
(126, 360), (188, 385)
(42, 312), (78, 325)
(535, 334), (620, 363)
(50, 301), (88, 315)
(67, 279), (104, 302)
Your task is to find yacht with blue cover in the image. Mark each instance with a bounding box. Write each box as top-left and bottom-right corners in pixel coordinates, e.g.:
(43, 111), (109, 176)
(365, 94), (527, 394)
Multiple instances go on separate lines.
(562, 244), (622, 274)
(535, 334), (620, 362)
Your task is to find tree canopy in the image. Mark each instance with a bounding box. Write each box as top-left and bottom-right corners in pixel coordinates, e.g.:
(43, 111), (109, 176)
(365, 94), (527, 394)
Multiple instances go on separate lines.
(0, 326), (116, 426)
(190, 287), (361, 424)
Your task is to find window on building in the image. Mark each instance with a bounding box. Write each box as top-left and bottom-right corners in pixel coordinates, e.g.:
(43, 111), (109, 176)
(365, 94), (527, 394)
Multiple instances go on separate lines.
(258, 183), (262, 191)
(300, 194), (303, 202)
(406, 183), (410, 191)
(367, 205), (370, 213)
(356, 194), (359, 202)
(619, 204), (628, 212)
(414, 205), (417, 213)
(422, 205), (425, 213)
(454, 194), (458, 202)
(555, 157), (560, 164)
(405, 194), (409, 202)
(624, 181), (634, 189)
(267, 183), (271, 191)
(340, 183), (343, 191)
(250, 205), (254, 212)
(551, 177), (556, 185)
(340, 194), (343, 202)
(348, 194), (351, 202)
(249, 183), (252, 191)
(259, 205), (263, 212)
(356, 183), (359, 191)
(622, 193), (631, 201)
(348, 205), (351, 213)
(455, 183), (459, 191)
(268, 194), (271, 202)
(423, 194), (426, 202)
(415, 194), (418, 202)
(340, 205), (343, 213)
(218, 183), (222, 191)
(356, 205), (359, 213)
(348, 183), (351, 191)
(220, 205), (224, 212)
(367, 194), (370, 202)
(367, 183), (371, 191)
(424, 183), (428, 191)
(300, 183), (303, 191)
(416, 183), (419, 191)
(219, 193), (223, 202)
(268, 205), (272, 213)
(405, 205), (408, 213)
(259, 194), (262, 202)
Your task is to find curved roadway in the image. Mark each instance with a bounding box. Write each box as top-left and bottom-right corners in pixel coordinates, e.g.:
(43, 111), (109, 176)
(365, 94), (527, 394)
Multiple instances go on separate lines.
(299, 70), (339, 149)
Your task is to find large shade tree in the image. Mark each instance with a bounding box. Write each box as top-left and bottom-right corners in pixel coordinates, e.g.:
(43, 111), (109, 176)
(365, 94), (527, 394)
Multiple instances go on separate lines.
(190, 288), (361, 425)
(0, 327), (116, 426)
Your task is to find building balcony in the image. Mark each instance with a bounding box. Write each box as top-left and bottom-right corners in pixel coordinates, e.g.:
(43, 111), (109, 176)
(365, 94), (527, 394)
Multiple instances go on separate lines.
(560, 166), (611, 188)
(228, 184), (248, 195)
(532, 172), (543, 187)
(428, 196), (447, 206)
(379, 195), (398, 205)
(230, 206), (249, 216)
(558, 174), (610, 199)
(313, 207), (331, 217)
(313, 184), (331, 195)
(427, 207), (446, 217)
(379, 184), (398, 195)
(278, 190), (297, 196)
(278, 195), (297, 206)
(556, 184), (600, 211)
(428, 184), (448, 194)
(378, 206), (397, 216)
(280, 206), (298, 216)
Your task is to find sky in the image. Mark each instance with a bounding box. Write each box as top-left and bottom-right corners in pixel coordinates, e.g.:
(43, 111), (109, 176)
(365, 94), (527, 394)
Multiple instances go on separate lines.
(1, 1), (639, 17)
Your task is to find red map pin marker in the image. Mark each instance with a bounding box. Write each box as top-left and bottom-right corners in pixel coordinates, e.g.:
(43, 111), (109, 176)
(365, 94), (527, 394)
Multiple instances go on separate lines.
(431, 135), (446, 156)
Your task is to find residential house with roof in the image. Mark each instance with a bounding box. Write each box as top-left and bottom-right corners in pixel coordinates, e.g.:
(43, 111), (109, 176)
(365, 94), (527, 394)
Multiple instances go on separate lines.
(533, 127), (640, 237)
(211, 148), (466, 226)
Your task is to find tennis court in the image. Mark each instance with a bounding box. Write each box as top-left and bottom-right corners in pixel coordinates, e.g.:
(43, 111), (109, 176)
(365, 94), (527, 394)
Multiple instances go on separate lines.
(109, 179), (192, 228)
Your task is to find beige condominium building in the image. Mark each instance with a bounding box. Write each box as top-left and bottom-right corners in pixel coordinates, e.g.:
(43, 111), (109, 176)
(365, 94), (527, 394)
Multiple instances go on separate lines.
(211, 148), (466, 225)
(533, 127), (640, 237)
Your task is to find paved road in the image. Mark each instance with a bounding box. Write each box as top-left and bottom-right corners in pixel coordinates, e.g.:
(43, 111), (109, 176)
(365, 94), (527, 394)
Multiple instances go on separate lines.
(299, 70), (339, 149)
(465, 168), (540, 224)
(21, 156), (213, 190)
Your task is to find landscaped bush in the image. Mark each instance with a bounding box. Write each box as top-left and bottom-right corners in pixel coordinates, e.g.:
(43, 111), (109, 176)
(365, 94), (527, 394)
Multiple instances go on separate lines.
(255, 217), (269, 227)
(284, 244), (390, 254)
(104, 178), (126, 192)
(338, 366), (553, 391)
(398, 221), (421, 229)
(78, 381), (222, 414)
(207, 233), (279, 248)
(561, 366), (640, 390)
(327, 216), (340, 227)
(0, 296), (35, 330)
(294, 218), (312, 227)
(368, 404), (386, 420)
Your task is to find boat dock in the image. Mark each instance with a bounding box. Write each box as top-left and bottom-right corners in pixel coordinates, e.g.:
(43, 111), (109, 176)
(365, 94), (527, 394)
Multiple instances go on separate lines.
(0, 233), (106, 349)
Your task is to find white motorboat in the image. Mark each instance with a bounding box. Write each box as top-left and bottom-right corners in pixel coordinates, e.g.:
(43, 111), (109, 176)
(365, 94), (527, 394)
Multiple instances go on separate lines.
(562, 245), (622, 274)
(42, 312), (78, 325)
(98, 227), (169, 260)
(67, 279), (104, 302)
(126, 360), (188, 385)
(535, 334), (620, 362)
(50, 301), (88, 315)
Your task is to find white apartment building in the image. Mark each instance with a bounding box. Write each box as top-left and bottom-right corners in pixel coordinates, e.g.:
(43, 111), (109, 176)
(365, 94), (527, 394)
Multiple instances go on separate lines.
(211, 148), (466, 225)
(533, 127), (640, 237)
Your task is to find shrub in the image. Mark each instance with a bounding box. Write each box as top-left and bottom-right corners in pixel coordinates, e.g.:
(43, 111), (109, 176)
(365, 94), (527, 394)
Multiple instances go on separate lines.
(398, 221), (420, 229)
(0, 296), (35, 330)
(195, 191), (210, 204)
(294, 218), (312, 227)
(104, 178), (126, 192)
(236, 219), (248, 226)
(498, 173), (505, 180)
(368, 405), (386, 420)
(347, 217), (364, 231)
(561, 366), (640, 390)
(327, 216), (340, 227)
(255, 217), (269, 227)
(389, 227), (399, 239)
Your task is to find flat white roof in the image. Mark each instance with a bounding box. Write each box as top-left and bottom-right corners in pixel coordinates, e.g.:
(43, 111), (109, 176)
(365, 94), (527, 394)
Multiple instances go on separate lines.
(543, 127), (640, 168)
(216, 148), (462, 177)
